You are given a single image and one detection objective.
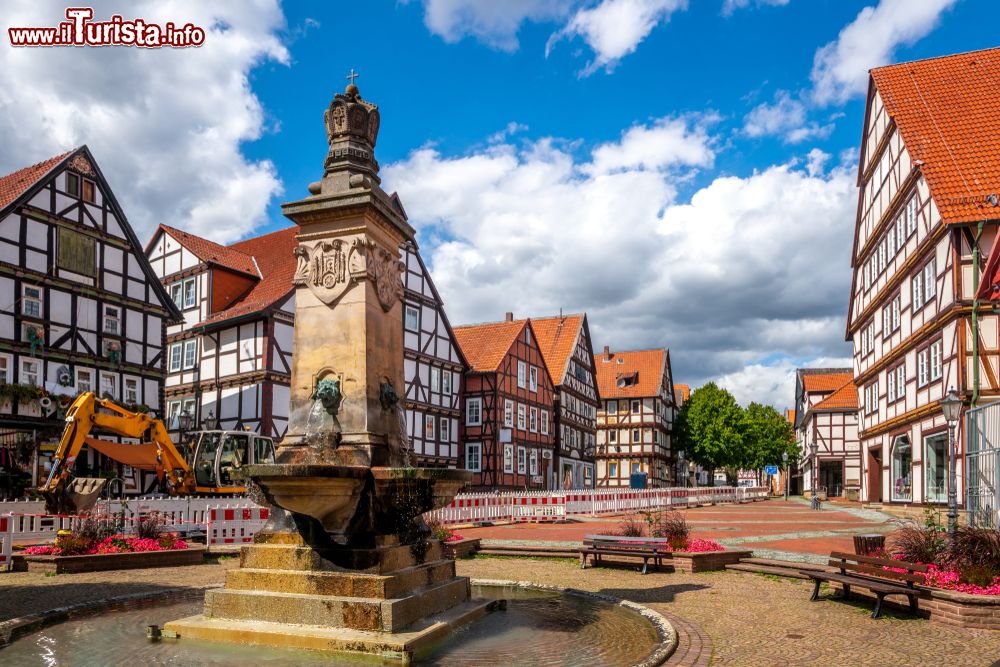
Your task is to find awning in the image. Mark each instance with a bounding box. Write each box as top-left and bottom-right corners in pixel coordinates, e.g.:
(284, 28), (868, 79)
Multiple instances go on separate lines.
(84, 437), (163, 470)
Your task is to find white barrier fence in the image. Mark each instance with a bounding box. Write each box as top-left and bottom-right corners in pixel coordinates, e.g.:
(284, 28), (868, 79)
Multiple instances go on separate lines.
(0, 486), (769, 569)
(426, 486), (769, 526)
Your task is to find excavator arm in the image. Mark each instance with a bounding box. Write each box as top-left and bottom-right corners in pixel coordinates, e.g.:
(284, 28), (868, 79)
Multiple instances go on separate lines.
(40, 392), (195, 514)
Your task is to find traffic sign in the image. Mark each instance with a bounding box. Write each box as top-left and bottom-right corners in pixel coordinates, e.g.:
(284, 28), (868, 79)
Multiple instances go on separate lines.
(764, 465), (779, 475)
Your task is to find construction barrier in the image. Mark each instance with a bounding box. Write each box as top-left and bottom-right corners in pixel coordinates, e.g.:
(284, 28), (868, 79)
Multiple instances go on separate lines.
(206, 506), (270, 546)
(0, 515), (12, 572)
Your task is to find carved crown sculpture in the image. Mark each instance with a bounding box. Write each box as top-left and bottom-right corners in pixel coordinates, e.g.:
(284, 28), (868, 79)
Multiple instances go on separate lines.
(323, 82), (381, 182)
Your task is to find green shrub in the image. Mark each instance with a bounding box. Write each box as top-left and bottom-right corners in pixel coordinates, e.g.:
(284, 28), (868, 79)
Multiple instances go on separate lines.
(887, 523), (947, 565)
(948, 526), (1000, 571)
(616, 515), (645, 537)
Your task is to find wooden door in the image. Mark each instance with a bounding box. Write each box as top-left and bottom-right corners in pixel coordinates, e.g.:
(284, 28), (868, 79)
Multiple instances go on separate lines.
(867, 447), (882, 503)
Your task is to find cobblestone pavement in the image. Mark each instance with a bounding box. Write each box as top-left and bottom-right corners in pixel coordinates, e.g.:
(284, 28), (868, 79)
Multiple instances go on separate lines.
(456, 556), (1000, 667)
(462, 499), (900, 562)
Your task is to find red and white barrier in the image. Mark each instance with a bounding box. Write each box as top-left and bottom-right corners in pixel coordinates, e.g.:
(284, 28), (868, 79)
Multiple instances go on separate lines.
(206, 506), (270, 546)
(0, 515), (12, 572)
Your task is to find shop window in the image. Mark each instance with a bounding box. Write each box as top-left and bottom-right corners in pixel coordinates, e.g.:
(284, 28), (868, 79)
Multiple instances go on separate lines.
(891, 435), (912, 501)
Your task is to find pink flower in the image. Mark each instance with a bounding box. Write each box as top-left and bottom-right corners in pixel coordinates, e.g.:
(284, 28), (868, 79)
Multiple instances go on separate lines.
(681, 538), (725, 553)
(445, 533), (464, 543)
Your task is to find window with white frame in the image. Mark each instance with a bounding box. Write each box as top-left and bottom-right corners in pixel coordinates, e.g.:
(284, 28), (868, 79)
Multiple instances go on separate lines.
(169, 343), (182, 372)
(905, 194), (918, 236)
(183, 339), (197, 370)
(609, 430), (618, 444)
(0, 354), (9, 384)
(465, 443), (481, 472)
(895, 364), (905, 401)
(404, 304), (419, 332)
(170, 282), (183, 310)
(517, 403), (526, 430)
(442, 370), (452, 394)
(631, 399), (640, 413)
(430, 367), (441, 393)
(167, 398), (197, 429)
(929, 339), (942, 381)
(517, 361), (526, 389)
(20, 358), (40, 386)
(923, 259), (936, 303)
(517, 446), (526, 474)
(918, 347), (929, 386)
(883, 295), (900, 336)
(184, 279), (196, 308)
(529, 407), (538, 432)
(529, 366), (538, 392)
(887, 368), (896, 403)
(124, 377), (138, 404)
(75, 367), (93, 393)
(607, 400), (617, 415)
(529, 449), (538, 475)
(439, 417), (450, 442)
(103, 305), (121, 335)
(632, 428), (641, 442)
(504, 444), (513, 473)
(465, 397), (482, 426)
(541, 410), (549, 435)
(424, 414), (435, 440)
(99, 371), (117, 399)
(894, 212), (905, 252)
(504, 399), (514, 427)
(21, 285), (42, 318)
(912, 270), (925, 310)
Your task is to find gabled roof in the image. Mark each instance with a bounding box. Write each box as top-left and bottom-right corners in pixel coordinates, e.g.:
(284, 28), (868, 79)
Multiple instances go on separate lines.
(510, 314), (586, 386)
(155, 224), (260, 277)
(453, 320), (528, 373)
(197, 226), (299, 327)
(870, 46), (1000, 225)
(595, 348), (667, 399)
(801, 371), (854, 394)
(673, 384), (690, 404)
(0, 150), (72, 212)
(813, 379), (859, 411)
(0, 146), (181, 322)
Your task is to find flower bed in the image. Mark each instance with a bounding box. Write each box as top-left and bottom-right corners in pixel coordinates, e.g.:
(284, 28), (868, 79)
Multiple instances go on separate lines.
(14, 545), (205, 574)
(23, 535), (189, 556)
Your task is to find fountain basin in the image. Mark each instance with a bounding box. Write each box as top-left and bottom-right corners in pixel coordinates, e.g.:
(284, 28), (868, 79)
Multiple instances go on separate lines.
(240, 464), (368, 534)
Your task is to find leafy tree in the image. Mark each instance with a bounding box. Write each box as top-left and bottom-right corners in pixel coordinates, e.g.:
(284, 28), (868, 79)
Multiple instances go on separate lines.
(675, 383), (745, 472)
(741, 402), (797, 482)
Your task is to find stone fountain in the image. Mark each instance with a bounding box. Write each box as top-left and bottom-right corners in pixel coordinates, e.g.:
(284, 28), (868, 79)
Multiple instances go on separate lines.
(163, 80), (483, 663)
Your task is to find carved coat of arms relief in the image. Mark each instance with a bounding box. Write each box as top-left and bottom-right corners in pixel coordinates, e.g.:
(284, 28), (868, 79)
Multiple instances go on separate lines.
(293, 238), (403, 311)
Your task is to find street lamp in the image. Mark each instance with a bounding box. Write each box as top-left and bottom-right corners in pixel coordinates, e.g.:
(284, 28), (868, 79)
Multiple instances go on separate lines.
(809, 442), (820, 510)
(940, 388), (963, 543)
(782, 451), (789, 502)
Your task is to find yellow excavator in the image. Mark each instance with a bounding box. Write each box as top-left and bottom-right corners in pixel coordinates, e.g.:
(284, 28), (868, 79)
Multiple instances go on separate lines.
(39, 392), (274, 514)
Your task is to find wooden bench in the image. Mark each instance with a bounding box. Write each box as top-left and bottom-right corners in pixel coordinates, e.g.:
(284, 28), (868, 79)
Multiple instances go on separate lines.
(579, 535), (672, 574)
(801, 551), (929, 619)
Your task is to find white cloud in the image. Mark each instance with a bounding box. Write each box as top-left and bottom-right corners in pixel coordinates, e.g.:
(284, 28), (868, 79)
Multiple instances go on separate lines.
(384, 121), (857, 408)
(548, 0), (687, 74)
(810, 0), (957, 105)
(805, 148), (830, 177)
(413, 0), (571, 51)
(743, 90), (833, 144)
(0, 1), (289, 243)
(721, 0), (790, 17)
(588, 114), (716, 174)
(716, 354), (852, 408)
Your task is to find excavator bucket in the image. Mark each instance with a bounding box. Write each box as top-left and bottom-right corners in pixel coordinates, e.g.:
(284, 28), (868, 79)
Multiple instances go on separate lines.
(43, 477), (106, 515)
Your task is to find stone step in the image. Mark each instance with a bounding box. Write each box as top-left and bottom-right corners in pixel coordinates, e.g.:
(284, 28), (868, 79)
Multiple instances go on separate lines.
(239, 542), (445, 574)
(225, 558), (457, 599)
(205, 575), (472, 632)
(725, 563), (814, 579)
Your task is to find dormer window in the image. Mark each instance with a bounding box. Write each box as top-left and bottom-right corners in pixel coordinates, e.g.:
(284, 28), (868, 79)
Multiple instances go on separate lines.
(67, 172), (96, 203)
(616, 357), (624, 365)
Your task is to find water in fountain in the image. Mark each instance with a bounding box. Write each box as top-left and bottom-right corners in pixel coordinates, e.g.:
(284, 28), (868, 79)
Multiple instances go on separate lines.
(394, 402), (413, 468)
(302, 397), (342, 461)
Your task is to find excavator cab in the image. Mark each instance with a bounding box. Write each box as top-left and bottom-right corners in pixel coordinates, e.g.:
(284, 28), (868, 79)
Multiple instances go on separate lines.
(188, 431), (275, 493)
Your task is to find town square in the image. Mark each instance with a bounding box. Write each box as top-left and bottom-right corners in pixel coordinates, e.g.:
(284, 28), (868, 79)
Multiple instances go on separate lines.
(1, 1), (1000, 665)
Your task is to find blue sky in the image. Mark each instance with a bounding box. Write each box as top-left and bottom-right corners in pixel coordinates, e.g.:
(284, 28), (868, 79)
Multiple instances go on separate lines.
(1, 0), (996, 407)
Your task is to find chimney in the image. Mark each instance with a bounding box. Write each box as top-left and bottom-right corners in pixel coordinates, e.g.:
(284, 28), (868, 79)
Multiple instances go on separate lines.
(505, 312), (514, 322)
(603, 345), (611, 361)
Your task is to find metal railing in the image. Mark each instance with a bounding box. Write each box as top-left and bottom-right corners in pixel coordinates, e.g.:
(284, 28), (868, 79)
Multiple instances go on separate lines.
(966, 400), (1000, 528)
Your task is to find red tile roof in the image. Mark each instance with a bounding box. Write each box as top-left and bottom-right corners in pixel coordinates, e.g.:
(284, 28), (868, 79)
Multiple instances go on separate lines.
(813, 379), (859, 411)
(802, 372), (854, 394)
(871, 46), (1000, 225)
(0, 150), (73, 212)
(511, 314), (584, 385)
(595, 349), (666, 399)
(158, 224), (259, 277)
(786, 409), (796, 424)
(200, 226), (299, 325)
(673, 384), (690, 404)
(453, 320), (527, 372)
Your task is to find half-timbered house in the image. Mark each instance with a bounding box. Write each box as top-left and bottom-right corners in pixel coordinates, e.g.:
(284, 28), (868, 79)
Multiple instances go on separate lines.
(453, 315), (555, 490)
(0, 147), (179, 495)
(401, 240), (466, 467)
(793, 369), (860, 499)
(145, 224), (297, 442)
(594, 347), (675, 487)
(847, 47), (1000, 507)
(510, 314), (599, 489)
